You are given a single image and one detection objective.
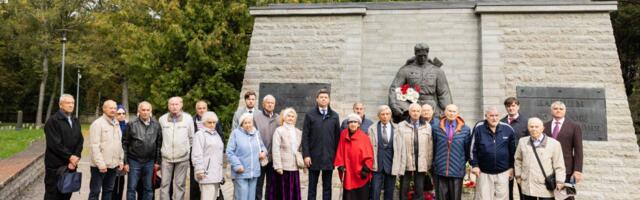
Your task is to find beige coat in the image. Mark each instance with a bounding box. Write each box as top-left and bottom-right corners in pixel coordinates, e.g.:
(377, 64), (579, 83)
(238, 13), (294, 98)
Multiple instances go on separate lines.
(89, 115), (124, 169)
(515, 135), (566, 198)
(272, 125), (303, 171)
(395, 120), (433, 174)
(368, 121), (405, 175)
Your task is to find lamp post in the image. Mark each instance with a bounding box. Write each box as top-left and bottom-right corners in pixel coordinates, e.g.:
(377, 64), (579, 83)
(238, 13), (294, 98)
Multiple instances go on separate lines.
(60, 30), (67, 96)
(76, 69), (81, 118)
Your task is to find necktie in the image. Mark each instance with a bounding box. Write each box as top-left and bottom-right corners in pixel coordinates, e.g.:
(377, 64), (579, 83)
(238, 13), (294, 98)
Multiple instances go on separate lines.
(382, 124), (389, 145)
(67, 117), (73, 127)
(508, 117), (514, 124)
(447, 123), (454, 141)
(322, 109), (327, 117)
(552, 121), (561, 138)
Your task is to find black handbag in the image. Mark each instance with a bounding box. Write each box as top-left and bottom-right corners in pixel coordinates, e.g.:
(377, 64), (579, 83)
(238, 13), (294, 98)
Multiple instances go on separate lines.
(531, 138), (556, 191)
(56, 166), (82, 194)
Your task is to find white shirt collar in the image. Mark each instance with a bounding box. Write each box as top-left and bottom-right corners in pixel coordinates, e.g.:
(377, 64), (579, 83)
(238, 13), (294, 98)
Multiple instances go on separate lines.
(554, 117), (565, 124)
(509, 113), (520, 120)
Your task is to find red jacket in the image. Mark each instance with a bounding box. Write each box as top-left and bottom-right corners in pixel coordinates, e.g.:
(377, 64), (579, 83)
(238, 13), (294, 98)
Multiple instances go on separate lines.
(334, 129), (374, 190)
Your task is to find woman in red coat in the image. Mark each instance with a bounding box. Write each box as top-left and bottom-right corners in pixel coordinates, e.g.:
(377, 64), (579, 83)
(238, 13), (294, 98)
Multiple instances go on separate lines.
(334, 113), (374, 200)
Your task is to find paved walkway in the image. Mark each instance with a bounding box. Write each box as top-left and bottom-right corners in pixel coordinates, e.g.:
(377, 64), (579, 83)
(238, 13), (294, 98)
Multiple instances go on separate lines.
(16, 130), (344, 200)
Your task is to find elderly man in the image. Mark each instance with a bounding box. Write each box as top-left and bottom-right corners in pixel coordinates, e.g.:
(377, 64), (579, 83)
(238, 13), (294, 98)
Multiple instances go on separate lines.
(232, 91), (257, 130)
(433, 104), (472, 200)
(88, 100), (125, 200)
(44, 94), (84, 200)
(253, 94), (280, 200)
(123, 101), (162, 200)
(421, 103), (439, 128)
(515, 118), (565, 200)
(341, 102), (374, 134)
(159, 96), (195, 200)
(395, 103), (432, 200)
(190, 100), (222, 200)
(368, 105), (401, 200)
(470, 107), (516, 200)
(302, 89), (341, 200)
(501, 97), (528, 200)
(543, 101), (583, 193)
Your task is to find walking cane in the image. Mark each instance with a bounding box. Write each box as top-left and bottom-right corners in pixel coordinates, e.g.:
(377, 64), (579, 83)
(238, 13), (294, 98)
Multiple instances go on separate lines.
(338, 170), (344, 200)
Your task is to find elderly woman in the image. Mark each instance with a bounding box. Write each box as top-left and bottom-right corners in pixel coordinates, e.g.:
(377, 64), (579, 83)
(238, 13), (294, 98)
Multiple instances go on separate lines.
(334, 113), (374, 200)
(191, 112), (224, 200)
(271, 108), (303, 200)
(227, 113), (268, 200)
(515, 118), (565, 200)
(114, 104), (127, 200)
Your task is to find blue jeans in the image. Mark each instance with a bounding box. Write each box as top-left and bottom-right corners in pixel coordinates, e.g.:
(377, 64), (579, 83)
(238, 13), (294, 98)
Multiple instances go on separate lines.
(233, 177), (258, 200)
(126, 159), (154, 200)
(89, 167), (118, 200)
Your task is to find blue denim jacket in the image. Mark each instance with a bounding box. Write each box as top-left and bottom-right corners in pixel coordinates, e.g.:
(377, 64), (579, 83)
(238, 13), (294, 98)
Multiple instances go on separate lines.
(226, 127), (267, 179)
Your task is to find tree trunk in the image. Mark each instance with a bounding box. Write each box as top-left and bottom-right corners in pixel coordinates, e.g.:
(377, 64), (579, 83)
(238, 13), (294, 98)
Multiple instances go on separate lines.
(122, 76), (129, 112)
(45, 76), (59, 122)
(35, 52), (49, 128)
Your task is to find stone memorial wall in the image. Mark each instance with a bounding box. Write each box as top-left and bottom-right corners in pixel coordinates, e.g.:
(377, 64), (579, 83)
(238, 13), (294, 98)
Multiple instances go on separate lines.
(239, 1), (640, 199)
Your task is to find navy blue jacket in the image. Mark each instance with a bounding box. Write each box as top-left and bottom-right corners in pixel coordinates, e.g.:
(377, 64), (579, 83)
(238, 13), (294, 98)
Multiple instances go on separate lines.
(433, 117), (472, 178)
(302, 106), (342, 170)
(500, 114), (528, 144)
(470, 121), (516, 174)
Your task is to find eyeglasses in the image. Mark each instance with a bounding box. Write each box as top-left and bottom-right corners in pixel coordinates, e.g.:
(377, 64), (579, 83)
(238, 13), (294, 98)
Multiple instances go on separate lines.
(204, 121), (216, 124)
(117, 113), (126, 115)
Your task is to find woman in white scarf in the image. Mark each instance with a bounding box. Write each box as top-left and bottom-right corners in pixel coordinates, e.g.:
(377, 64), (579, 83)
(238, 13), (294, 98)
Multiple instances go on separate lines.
(271, 108), (304, 200)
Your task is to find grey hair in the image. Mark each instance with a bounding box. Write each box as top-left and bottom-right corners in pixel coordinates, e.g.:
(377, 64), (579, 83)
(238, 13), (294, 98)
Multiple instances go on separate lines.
(352, 102), (364, 109)
(528, 117), (543, 126)
(168, 96), (183, 104)
(202, 111), (219, 123)
(137, 101), (152, 111)
(408, 103), (422, 111)
(263, 94), (276, 102)
(550, 101), (566, 109)
(377, 105), (392, 115)
(484, 106), (499, 115)
(59, 94), (74, 103)
(238, 113), (254, 126)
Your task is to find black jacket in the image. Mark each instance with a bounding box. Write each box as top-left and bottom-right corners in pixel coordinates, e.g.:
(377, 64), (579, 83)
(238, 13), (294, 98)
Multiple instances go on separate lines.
(44, 110), (83, 169)
(500, 114), (529, 143)
(123, 117), (162, 164)
(302, 106), (341, 170)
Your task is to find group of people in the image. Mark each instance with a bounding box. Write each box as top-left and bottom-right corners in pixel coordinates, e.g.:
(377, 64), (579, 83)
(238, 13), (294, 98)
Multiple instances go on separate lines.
(43, 89), (583, 200)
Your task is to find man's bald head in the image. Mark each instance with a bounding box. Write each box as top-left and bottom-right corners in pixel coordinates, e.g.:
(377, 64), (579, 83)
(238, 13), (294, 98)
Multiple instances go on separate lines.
(103, 100), (117, 118)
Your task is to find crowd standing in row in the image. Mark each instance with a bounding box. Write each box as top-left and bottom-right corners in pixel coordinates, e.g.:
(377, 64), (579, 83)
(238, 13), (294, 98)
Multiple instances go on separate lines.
(43, 90), (583, 200)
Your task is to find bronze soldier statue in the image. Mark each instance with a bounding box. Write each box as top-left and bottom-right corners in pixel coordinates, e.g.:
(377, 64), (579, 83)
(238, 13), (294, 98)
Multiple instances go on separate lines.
(389, 43), (452, 122)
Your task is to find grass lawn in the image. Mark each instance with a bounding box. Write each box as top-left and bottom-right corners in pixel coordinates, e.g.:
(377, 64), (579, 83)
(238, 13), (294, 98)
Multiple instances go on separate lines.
(0, 129), (44, 159)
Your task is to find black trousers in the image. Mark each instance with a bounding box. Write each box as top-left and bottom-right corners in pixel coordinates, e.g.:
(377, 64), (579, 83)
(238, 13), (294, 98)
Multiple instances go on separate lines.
(190, 160), (201, 200)
(399, 172), (425, 200)
(343, 182), (370, 200)
(435, 176), (462, 200)
(44, 167), (72, 200)
(112, 173), (125, 200)
(308, 169), (333, 200)
(523, 195), (554, 200)
(256, 163), (273, 200)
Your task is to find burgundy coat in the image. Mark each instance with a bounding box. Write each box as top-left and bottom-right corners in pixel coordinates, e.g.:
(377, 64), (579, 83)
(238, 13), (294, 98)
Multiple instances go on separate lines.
(543, 119), (583, 177)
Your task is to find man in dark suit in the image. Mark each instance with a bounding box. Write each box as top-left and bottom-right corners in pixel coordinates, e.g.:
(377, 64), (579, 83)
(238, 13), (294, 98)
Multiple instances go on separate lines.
(44, 94), (84, 200)
(543, 101), (583, 193)
(302, 89), (341, 200)
(501, 97), (528, 200)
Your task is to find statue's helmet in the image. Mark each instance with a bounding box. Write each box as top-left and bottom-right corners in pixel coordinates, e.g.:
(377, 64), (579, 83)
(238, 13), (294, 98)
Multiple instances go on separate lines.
(414, 43), (430, 56)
